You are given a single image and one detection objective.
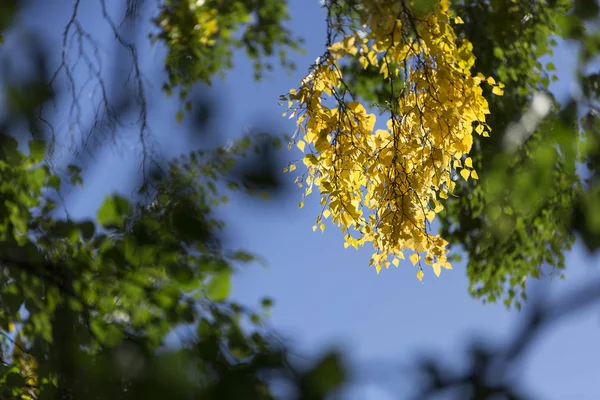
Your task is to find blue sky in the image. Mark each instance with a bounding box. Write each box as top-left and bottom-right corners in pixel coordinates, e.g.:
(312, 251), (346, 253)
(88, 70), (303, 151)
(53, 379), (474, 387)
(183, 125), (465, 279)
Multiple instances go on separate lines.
(12, 1), (600, 398)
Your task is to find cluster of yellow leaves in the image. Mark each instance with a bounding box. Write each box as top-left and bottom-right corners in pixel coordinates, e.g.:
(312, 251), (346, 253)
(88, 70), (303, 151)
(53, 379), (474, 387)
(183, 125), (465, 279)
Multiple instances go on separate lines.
(282, 0), (503, 279)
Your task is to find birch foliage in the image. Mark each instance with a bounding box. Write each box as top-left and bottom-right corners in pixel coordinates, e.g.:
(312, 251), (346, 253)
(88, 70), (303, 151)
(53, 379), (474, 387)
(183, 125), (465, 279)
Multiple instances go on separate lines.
(283, 0), (503, 278)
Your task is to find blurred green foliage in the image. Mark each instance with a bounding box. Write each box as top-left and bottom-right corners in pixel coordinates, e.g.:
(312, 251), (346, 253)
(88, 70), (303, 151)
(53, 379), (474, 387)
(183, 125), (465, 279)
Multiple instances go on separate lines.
(153, 0), (304, 100)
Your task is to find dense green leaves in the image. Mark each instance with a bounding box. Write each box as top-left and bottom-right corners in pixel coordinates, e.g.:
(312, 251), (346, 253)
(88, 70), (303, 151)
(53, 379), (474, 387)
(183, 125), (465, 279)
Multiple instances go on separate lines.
(153, 0), (303, 100)
(442, 0), (599, 307)
(0, 130), (295, 397)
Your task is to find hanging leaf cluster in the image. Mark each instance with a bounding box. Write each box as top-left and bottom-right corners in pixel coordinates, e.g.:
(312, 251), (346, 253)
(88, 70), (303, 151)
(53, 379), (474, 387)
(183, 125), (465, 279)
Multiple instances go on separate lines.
(283, 0), (503, 278)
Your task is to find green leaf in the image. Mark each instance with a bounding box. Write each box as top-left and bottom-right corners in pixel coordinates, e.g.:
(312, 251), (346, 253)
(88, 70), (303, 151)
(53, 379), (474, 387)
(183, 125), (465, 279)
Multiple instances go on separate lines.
(5, 372), (26, 388)
(261, 297), (273, 308)
(97, 195), (130, 228)
(229, 250), (255, 263)
(197, 318), (212, 338)
(28, 139), (46, 163)
(101, 323), (124, 347)
(0, 133), (21, 164)
(78, 221), (95, 240)
(167, 263), (198, 290)
(303, 352), (347, 396)
(51, 220), (78, 242)
(28, 166), (48, 187)
(206, 269), (232, 302)
(575, 0), (600, 20)
(3, 292), (23, 315)
(171, 206), (209, 243)
(48, 175), (61, 190)
(67, 164), (84, 186)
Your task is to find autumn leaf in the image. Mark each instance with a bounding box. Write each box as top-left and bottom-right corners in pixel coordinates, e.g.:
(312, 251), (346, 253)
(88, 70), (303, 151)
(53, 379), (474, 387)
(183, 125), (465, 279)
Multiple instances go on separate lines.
(410, 254), (420, 265)
(460, 169), (470, 181)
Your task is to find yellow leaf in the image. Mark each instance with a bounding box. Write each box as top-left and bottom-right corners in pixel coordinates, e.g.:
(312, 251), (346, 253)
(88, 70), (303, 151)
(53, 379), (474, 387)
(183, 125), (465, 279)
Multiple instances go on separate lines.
(471, 170), (479, 179)
(343, 35), (356, 50)
(367, 50), (378, 66)
(392, 258), (399, 267)
(303, 155), (318, 167)
(320, 223), (325, 232)
(492, 86), (504, 96)
(426, 210), (436, 222)
(348, 101), (366, 114)
(487, 76), (496, 85)
(297, 141), (306, 152)
(410, 254), (419, 265)
(289, 164), (297, 171)
(416, 269), (424, 281)
(299, 201), (304, 209)
(464, 157), (473, 168)
(460, 169), (470, 181)
(359, 55), (368, 69)
(323, 209), (331, 218)
(380, 62), (389, 79)
(312, 225), (317, 232)
(432, 263), (441, 277)
(454, 16), (464, 24)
